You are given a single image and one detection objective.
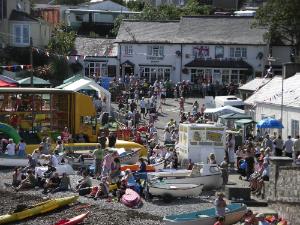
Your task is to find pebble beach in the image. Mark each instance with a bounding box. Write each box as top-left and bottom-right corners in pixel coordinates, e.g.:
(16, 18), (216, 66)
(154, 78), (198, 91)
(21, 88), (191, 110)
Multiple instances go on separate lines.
(0, 169), (217, 225)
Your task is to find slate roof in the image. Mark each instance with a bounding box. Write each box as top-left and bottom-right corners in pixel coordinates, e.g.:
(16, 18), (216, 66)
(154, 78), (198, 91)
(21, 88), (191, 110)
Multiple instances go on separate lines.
(74, 37), (117, 57)
(116, 20), (180, 43)
(185, 58), (252, 68)
(9, 10), (38, 22)
(116, 16), (267, 45)
(238, 77), (271, 91)
(245, 73), (300, 108)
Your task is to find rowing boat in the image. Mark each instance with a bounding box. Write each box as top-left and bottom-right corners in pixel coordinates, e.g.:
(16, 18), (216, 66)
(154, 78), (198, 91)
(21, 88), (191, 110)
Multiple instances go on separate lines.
(0, 196), (78, 224)
(163, 203), (247, 225)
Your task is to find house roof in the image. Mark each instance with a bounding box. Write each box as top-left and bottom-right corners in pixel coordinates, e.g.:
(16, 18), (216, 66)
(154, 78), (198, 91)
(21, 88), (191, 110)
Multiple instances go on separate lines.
(74, 37), (117, 57)
(116, 20), (180, 43)
(79, 0), (130, 12)
(9, 10), (38, 22)
(245, 73), (300, 108)
(116, 16), (267, 45)
(238, 77), (271, 91)
(185, 58), (252, 69)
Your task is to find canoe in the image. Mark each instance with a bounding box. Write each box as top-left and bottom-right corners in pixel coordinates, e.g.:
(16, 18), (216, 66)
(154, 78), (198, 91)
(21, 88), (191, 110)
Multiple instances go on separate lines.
(148, 164), (222, 189)
(121, 188), (141, 208)
(148, 182), (203, 198)
(0, 196), (78, 225)
(163, 203), (247, 225)
(121, 161), (164, 172)
(54, 212), (89, 225)
(67, 149), (141, 168)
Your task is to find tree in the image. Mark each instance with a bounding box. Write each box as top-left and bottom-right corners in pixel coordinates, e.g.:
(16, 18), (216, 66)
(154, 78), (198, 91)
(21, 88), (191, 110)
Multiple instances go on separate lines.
(47, 23), (76, 56)
(254, 0), (300, 61)
(127, 0), (145, 11)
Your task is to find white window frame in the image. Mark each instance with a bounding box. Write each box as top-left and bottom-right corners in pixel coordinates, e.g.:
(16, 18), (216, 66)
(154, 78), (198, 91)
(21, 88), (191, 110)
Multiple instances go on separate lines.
(13, 24), (30, 46)
(124, 45), (133, 56)
(85, 61), (108, 77)
(229, 47), (247, 58)
(140, 66), (170, 82)
(291, 119), (299, 138)
(147, 45), (164, 57)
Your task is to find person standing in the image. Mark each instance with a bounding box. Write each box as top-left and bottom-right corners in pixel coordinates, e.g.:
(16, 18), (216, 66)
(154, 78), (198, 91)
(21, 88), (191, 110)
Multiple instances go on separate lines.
(283, 135), (294, 158)
(17, 139), (26, 157)
(273, 135), (284, 156)
(220, 156), (229, 185)
(294, 135), (300, 160)
(6, 139), (16, 156)
(140, 97), (146, 118)
(214, 192), (227, 217)
(226, 133), (235, 168)
(93, 143), (104, 178)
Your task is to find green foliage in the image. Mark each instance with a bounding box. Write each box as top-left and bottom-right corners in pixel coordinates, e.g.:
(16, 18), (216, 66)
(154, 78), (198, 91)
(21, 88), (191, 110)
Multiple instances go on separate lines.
(112, 1), (214, 36)
(49, 57), (71, 84)
(254, 0), (300, 57)
(47, 23), (76, 56)
(127, 0), (145, 11)
(54, 0), (88, 5)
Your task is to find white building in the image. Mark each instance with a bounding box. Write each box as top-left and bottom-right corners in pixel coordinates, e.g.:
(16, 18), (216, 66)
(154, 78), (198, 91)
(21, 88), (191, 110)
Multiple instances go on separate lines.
(116, 16), (282, 84)
(245, 73), (300, 139)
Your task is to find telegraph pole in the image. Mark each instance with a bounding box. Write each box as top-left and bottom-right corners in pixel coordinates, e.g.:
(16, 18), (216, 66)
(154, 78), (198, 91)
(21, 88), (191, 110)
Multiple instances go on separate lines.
(30, 37), (33, 87)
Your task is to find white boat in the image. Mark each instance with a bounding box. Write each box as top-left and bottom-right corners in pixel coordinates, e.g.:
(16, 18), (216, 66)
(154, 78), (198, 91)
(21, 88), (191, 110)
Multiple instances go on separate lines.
(0, 155), (47, 167)
(149, 182), (203, 198)
(35, 164), (75, 177)
(66, 148), (141, 167)
(164, 203), (247, 225)
(148, 163), (222, 189)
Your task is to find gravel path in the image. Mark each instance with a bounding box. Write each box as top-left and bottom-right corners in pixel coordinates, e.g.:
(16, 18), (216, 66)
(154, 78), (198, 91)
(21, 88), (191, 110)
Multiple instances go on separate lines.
(0, 170), (217, 225)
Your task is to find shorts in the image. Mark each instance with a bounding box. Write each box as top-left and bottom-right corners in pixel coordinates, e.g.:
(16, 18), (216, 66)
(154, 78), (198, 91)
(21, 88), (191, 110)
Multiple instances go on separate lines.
(141, 108), (145, 114)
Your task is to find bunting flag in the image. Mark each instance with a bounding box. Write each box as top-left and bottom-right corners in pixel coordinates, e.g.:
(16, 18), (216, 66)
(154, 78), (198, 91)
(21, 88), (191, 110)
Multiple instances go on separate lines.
(0, 64), (32, 71)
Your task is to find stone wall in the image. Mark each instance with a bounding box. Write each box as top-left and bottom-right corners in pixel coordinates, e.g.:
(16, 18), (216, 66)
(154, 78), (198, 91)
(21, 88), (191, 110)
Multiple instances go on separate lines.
(266, 157), (300, 224)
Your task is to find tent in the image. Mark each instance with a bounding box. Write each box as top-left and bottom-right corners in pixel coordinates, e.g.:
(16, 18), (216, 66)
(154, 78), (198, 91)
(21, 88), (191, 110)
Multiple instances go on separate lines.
(205, 105), (245, 115)
(56, 76), (111, 113)
(219, 113), (252, 120)
(18, 76), (50, 87)
(0, 75), (18, 87)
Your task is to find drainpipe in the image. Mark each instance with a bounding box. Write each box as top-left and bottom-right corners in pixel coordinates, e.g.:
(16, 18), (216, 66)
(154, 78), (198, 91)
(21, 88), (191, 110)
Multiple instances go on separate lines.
(180, 44), (183, 81)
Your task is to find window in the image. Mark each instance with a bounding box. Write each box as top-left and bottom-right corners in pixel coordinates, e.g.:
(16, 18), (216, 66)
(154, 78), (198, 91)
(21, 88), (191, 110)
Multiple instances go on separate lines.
(231, 70), (239, 84)
(85, 62), (108, 77)
(191, 69), (204, 83)
(221, 70), (230, 84)
(291, 120), (299, 138)
(140, 66), (171, 83)
(75, 14), (83, 21)
(147, 45), (164, 57)
(124, 45), (133, 56)
(215, 46), (224, 58)
(193, 46), (209, 58)
(229, 47), (247, 58)
(13, 24), (30, 45)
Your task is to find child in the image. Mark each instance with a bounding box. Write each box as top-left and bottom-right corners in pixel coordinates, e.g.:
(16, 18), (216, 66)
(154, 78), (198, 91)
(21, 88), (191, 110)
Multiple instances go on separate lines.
(214, 216), (225, 225)
(220, 156), (229, 185)
(214, 192), (227, 217)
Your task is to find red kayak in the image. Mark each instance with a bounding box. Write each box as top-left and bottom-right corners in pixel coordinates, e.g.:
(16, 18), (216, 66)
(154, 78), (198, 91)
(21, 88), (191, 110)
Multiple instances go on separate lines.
(54, 212), (89, 225)
(121, 188), (141, 208)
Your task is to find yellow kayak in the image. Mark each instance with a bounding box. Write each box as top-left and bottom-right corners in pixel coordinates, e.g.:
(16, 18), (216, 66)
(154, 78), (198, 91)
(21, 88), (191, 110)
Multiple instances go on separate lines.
(0, 196), (78, 224)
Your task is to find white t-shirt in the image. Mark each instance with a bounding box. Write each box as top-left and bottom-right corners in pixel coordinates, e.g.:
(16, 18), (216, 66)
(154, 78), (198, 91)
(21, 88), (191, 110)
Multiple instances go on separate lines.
(6, 143), (16, 156)
(50, 155), (59, 167)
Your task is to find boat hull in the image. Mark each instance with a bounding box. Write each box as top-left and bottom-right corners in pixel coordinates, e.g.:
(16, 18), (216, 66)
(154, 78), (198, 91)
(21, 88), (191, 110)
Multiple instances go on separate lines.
(149, 183), (203, 198)
(0, 196), (78, 225)
(121, 161), (164, 172)
(164, 203), (247, 225)
(54, 212), (89, 225)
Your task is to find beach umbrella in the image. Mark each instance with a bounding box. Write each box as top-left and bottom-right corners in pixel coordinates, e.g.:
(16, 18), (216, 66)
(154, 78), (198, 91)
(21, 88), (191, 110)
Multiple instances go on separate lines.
(256, 117), (284, 129)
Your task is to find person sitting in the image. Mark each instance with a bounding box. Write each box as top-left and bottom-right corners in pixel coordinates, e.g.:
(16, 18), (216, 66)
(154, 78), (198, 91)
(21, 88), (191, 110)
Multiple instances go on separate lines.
(94, 177), (110, 200)
(76, 171), (92, 195)
(43, 172), (61, 194)
(61, 127), (71, 144)
(220, 156), (229, 185)
(12, 167), (22, 187)
(110, 157), (121, 183)
(15, 170), (37, 191)
(208, 153), (217, 164)
(52, 173), (72, 193)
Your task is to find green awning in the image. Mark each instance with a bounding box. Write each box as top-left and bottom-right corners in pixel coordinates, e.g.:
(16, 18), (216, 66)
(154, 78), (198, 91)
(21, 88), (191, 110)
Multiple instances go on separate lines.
(219, 113), (252, 120)
(235, 119), (255, 125)
(18, 76), (50, 85)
